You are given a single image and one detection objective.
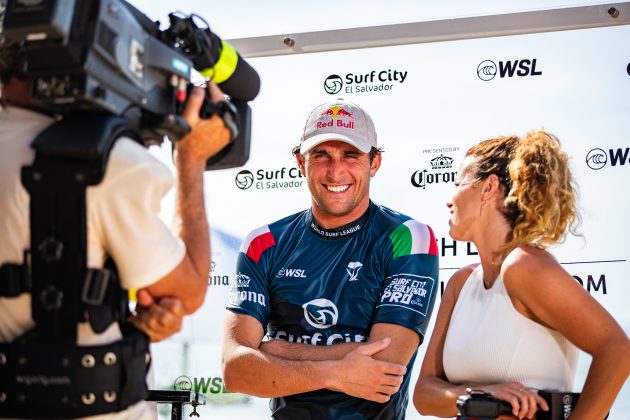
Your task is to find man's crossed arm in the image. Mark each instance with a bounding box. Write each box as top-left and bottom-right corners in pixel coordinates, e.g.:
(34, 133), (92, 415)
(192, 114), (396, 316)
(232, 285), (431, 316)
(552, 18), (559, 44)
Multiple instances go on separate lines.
(221, 312), (419, 402)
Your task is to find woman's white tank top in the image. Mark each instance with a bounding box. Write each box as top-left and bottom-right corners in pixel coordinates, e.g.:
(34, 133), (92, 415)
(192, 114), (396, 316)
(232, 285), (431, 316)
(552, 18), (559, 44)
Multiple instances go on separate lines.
(443, 266), (578, 391)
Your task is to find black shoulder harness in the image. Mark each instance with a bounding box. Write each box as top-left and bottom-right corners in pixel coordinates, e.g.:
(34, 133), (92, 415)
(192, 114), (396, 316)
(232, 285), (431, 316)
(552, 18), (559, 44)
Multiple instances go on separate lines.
(0, 112), (150, 417)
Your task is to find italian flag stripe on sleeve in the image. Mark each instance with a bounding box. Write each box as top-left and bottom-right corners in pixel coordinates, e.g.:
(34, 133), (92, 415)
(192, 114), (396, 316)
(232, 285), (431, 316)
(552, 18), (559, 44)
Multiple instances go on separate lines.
(388, 220), (438, 258)
(240, 225), (276, 263)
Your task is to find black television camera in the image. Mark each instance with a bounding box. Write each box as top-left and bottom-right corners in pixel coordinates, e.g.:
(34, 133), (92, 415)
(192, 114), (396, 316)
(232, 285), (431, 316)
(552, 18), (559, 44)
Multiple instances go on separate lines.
(1, 0), (260, 170)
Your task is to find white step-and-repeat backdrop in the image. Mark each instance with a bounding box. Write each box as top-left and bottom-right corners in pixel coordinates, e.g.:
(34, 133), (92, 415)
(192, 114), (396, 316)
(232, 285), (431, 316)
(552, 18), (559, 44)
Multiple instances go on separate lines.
(151, 23), (630, 419)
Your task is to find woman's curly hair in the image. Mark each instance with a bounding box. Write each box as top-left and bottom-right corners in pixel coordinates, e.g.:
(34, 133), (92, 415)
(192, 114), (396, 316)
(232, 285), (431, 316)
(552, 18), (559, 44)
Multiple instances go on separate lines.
(466, 130), (580, 258)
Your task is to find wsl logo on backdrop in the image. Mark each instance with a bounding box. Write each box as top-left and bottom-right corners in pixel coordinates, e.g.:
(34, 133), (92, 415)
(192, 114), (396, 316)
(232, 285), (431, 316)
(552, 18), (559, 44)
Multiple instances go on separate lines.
(586, 148), (607, 170)
(173, 375), (193, 391)
(303, 298), (339, 329)
(477, 60), (497, 81)
(477, 58), (542, 81)
(586, 147), (630, 170)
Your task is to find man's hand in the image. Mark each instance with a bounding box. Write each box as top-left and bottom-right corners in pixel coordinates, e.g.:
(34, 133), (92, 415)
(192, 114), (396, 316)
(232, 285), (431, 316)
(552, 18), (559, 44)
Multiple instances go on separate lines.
(132, 289), (184, 342)
(328, 338), (407, 403)
(177, 82), (232, 167)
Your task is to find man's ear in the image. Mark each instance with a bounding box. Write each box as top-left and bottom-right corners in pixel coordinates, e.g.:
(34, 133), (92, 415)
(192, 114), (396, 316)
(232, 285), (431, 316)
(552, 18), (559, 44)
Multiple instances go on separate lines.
(369, 152), (382, 177)
(296, 152), (306, 176)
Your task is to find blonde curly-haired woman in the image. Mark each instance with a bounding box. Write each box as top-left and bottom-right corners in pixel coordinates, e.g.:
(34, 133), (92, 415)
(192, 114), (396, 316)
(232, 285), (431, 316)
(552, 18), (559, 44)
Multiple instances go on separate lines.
(413, 131), (630, 420)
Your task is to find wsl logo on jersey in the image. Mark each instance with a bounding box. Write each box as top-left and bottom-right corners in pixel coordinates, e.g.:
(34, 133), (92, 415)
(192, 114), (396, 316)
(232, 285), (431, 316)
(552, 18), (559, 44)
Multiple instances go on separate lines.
(303, 298), (339, 329)
(276, 267), (307, 278)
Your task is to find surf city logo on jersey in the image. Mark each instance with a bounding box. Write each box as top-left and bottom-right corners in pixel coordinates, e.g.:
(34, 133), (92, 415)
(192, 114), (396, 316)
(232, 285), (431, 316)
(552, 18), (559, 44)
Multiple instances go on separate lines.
(346, 261), (363, 282)
(302, 298), (339, 329)
(235, 167), (305, 190)
(379, 274), (435, 316)
(324, 68), (408, 95)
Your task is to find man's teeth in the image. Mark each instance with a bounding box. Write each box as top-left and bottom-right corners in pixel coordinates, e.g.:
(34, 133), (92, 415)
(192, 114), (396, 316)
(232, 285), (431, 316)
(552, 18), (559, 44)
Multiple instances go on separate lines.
(327, 185), (349, 192)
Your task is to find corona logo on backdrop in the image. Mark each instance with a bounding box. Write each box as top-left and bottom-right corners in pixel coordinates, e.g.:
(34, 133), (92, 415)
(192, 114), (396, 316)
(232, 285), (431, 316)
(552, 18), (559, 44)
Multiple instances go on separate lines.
(411, 151), (458, 190)
(430, 155), (454, 170)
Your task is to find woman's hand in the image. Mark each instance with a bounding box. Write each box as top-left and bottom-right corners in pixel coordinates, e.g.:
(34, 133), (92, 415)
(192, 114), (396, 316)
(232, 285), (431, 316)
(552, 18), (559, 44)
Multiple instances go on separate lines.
(481, 382), (549, 419)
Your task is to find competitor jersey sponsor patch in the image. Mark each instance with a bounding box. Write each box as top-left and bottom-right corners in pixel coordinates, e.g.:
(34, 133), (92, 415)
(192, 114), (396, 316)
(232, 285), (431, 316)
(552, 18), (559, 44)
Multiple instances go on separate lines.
(240, 225), (276, 263)
(378, 273), (435, 316)
(388, 220), (438, 258)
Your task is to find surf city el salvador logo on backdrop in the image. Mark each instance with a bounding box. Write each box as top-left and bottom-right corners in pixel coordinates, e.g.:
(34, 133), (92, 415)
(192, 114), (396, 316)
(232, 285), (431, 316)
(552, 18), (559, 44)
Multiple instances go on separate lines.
(234, 167), (305, 190)
(324, 68), (408, 95)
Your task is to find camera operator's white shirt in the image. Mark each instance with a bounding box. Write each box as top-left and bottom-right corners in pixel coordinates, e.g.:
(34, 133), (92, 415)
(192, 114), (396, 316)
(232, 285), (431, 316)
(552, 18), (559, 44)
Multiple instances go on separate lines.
(0, 106), (186, 419)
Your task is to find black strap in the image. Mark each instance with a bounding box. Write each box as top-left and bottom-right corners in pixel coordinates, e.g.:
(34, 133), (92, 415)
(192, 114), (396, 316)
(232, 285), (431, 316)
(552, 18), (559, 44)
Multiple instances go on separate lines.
(0, 328), (150, 418)
(0, 263), (28, 297)
(19, 112), (139, 343)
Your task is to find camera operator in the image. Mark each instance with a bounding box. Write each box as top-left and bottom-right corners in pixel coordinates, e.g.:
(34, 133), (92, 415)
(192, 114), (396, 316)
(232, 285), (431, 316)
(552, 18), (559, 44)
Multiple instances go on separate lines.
(0, 38), (231, 418)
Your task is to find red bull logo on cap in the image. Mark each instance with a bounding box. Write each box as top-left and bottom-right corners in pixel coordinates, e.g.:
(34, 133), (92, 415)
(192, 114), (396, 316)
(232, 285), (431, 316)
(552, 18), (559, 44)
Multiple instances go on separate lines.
(320, 106), (353, 119)
(317, 105), (355, 130)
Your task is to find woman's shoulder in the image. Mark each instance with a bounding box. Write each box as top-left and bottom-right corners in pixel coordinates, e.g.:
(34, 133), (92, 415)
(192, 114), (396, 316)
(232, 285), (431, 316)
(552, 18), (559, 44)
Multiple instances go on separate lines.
(502, 245), (559, 276)
(501, 246), (567, 300)
(445, 263), (480, 300)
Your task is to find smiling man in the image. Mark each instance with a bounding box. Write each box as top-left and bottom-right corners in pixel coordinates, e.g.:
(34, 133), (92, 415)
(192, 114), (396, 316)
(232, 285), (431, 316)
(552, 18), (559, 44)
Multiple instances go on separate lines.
(221, 100), (439, 419)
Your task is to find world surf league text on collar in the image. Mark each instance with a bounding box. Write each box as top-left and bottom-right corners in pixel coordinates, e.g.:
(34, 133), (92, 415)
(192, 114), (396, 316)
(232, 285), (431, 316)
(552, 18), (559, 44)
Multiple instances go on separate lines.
(307, 203), (371, 239)
(310, 221), (361, 238)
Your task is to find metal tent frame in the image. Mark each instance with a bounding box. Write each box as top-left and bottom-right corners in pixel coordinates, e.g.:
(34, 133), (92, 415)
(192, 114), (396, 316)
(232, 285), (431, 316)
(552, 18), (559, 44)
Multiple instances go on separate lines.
(227, 2), (630, 58)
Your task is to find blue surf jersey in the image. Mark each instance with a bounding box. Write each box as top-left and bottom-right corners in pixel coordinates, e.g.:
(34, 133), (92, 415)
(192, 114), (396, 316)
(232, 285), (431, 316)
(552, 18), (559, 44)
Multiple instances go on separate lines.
(227, 201), (439, 419)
